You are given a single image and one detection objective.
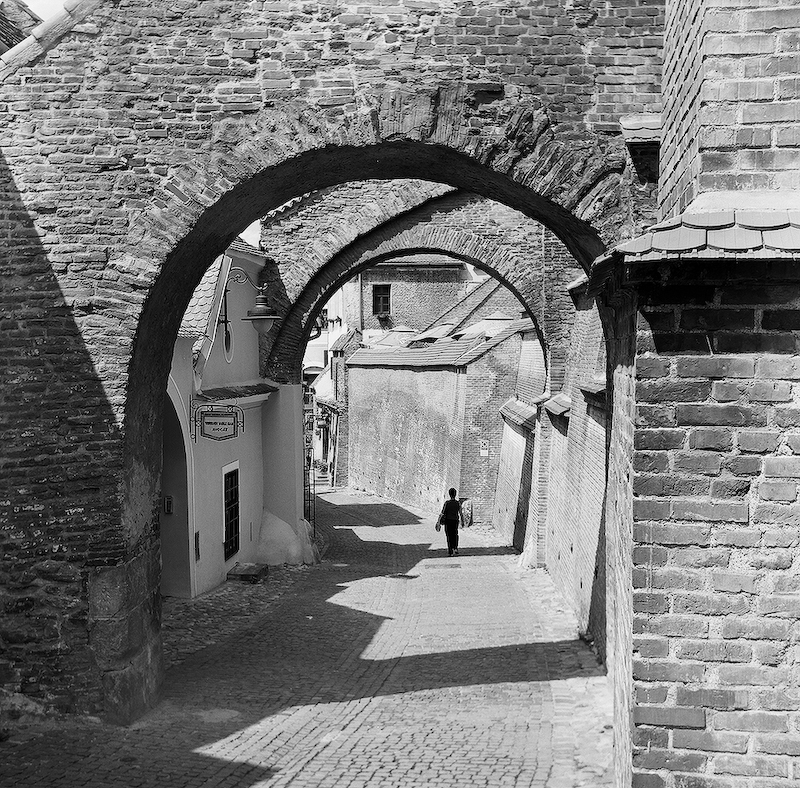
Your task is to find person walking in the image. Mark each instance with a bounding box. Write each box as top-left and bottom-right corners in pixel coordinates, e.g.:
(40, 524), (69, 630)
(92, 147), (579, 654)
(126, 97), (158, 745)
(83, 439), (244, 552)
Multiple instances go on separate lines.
(438, 487), (465, 556)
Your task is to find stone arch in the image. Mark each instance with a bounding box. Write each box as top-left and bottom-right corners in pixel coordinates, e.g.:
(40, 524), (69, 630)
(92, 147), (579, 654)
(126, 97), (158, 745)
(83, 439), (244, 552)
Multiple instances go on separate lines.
(263, 191), (583, 386)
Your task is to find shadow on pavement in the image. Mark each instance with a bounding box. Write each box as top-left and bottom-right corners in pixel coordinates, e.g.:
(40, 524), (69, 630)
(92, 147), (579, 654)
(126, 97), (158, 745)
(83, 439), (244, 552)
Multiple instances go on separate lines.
(1, 491), (605, 787)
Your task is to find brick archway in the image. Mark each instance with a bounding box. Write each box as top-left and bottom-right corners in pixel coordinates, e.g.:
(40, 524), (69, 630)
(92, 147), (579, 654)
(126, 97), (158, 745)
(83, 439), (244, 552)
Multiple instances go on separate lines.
(1, 0), (652, 743)
(127, 131), (630, 727)
(263, 191), (583, 386)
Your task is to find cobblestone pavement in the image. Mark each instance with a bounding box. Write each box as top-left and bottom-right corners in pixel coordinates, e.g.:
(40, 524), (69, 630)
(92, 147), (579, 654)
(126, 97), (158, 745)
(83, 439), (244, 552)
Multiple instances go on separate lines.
(1, 488), (613, 787)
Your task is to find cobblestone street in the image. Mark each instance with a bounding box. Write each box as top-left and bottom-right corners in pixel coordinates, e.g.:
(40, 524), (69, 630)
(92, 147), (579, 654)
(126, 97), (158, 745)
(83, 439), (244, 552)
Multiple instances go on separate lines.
(1, 489), (613, 787)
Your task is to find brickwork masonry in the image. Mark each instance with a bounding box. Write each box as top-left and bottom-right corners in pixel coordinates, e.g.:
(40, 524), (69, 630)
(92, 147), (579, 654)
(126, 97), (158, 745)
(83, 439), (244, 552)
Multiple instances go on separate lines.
(628, 260), (800, 788)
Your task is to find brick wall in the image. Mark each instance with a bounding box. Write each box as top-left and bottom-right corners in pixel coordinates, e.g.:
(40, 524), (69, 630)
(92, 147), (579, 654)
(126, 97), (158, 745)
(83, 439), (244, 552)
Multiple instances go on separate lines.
(661, 1), (800, 217)
(358, 262), (472, 331)
(461, 335), (523, 525)
(659, 0), (705, 217)
(629, 259), (800, 788)
(600, 283), (638, 788)
(1, 0), (653, 719)
(541, 290), (608, 652)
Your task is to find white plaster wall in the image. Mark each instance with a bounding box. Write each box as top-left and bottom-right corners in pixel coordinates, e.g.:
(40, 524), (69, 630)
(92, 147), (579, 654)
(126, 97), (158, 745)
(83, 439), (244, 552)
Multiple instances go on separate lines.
(259, 385), (309, 565)
(191, 403), (264, 596)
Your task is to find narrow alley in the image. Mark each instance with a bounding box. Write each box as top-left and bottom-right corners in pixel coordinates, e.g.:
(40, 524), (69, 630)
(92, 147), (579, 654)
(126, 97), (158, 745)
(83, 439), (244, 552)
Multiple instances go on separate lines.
(1, 489), (613, 788)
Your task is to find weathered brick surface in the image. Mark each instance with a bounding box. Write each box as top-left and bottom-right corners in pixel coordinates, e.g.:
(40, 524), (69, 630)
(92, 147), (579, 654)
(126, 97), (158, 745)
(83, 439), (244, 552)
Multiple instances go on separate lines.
(544, 285), (608, 654)
(0, 0), (661, 723)
(262, 188), (582, 384)
(629, 262), (800, 788)
(661, 1), (800, 216)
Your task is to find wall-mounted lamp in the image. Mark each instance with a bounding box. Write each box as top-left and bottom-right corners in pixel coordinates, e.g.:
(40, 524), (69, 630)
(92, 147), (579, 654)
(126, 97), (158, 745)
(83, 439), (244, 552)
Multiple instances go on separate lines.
(221, 266), (281, 338)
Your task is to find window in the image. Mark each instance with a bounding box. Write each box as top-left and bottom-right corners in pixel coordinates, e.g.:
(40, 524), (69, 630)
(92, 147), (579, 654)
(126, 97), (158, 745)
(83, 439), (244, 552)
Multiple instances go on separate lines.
(223, 466), (240, 560)
(372, 284), (390, 315)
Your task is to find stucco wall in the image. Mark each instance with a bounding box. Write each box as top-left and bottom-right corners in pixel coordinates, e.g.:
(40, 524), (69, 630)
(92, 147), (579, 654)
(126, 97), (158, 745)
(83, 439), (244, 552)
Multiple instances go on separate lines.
(348, 367), (466, 514)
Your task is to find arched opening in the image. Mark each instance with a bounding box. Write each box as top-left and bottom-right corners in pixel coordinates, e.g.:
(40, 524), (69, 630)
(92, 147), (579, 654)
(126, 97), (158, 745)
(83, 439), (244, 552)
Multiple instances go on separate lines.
(121, 141), (634, 778)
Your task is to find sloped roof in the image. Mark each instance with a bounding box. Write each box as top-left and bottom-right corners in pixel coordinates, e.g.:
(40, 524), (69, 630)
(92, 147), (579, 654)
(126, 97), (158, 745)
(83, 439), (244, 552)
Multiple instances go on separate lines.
(195, 382), (278, 402)
(422, 277), (501, 331)
(453, 311), (514, 339)
(179, 257), (223, 339)
(415, 323), (455, 342)
(0, 8), (25, 50)
(620, 113), (661, 144)
(589, 206), (800, 296)
(458, 318), (533, 365)
(347, 336), (482, 368)
(371, 325), (417, 346)
(347, 318), (534, 369)
(373, 253), (465, 269)
(330, 328), (361, 353)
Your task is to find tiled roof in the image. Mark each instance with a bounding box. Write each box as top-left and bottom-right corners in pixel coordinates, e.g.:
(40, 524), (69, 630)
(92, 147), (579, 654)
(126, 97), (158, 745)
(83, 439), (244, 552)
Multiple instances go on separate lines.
(374, 253), (465, 269)
(179, 257), (223, 339)
(590, 207), (800, 295)
(0, 9), (25, 50)
(422, 278), (501, 331)
(415, 323), (455, 342)
(543, 392), (571, 416)
(453, 311), (514, 339)
(458, 318), (533, 365)
(614, 209), (800, 262)
(347, 318), (534, 369)
(371, 325), (417, 346)
(347, 336), (482, 368)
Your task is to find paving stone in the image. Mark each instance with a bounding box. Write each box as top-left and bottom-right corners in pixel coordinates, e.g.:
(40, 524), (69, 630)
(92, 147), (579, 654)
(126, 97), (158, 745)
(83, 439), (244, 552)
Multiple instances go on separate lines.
(0, 489), (612, 787)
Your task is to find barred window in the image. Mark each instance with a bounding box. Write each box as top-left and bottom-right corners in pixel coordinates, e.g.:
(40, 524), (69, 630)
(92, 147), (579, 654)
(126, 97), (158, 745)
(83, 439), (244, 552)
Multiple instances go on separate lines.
(223, 468), (239, 560)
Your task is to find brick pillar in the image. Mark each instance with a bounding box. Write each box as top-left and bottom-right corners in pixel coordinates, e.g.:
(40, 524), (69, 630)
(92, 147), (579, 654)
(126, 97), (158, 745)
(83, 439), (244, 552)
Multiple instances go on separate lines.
(627, 259), (800, 787)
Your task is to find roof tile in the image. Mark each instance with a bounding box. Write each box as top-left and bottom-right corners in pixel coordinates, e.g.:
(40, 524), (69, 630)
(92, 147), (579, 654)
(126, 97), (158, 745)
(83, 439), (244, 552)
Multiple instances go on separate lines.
(651, 226), (706, 252)
(617, 233), (653, 254)
(681, 210), (735, 229)
(763, 226), (800, 252)
(706, 225), (762, 251)
(179, 257), (223, 339)
(735, 210), (789, 230)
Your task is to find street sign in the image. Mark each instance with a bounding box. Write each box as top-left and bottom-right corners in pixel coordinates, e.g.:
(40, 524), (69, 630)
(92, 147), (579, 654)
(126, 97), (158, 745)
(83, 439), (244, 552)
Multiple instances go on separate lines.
(191, 403), (245, 442)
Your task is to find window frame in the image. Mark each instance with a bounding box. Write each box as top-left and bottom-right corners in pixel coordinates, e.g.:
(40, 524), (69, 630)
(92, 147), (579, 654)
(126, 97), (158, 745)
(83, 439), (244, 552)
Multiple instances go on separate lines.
(222, 461), (240, 561)
(372, 283), (391, 315)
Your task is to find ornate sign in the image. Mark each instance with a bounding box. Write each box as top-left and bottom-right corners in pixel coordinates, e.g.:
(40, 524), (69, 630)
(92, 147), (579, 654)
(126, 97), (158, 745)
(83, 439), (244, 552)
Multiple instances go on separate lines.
(191, 404), (244, 442)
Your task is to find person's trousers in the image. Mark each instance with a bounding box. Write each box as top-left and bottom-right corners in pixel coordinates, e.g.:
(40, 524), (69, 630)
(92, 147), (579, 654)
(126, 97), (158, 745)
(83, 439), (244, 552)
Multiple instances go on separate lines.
(444, 521), (459, 554)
